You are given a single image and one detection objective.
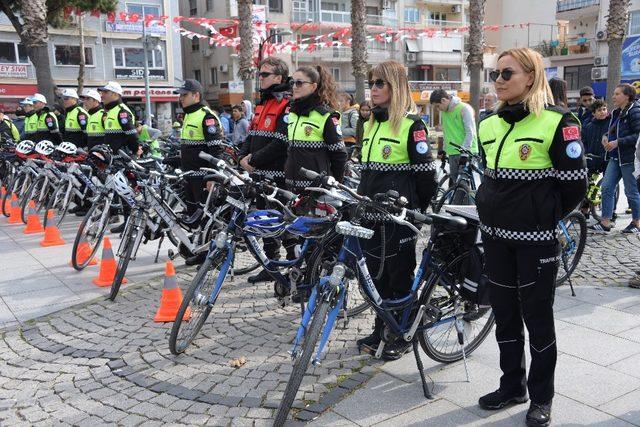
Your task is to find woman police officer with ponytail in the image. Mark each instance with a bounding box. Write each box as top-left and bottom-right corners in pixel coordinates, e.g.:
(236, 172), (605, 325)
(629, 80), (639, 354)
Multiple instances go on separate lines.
(476, 48), (587, 427)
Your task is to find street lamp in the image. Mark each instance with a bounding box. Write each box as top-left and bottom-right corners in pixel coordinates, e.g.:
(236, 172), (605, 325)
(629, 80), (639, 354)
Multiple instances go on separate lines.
(258, 30), (293, 65)
(141, 23), (160, 126)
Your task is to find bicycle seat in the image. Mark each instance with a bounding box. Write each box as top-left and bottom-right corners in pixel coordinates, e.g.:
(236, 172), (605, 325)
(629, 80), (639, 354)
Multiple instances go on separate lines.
(430, 212), (468, 231)
(179, 208), (204, 229)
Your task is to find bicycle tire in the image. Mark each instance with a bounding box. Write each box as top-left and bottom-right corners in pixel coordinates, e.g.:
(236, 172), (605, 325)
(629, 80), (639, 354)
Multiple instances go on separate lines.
(434, 181), (473, 214)
(54, 183), (74, 228)
(305, 232), (369, 317)
(2, 187), (12, 217)
(71, 197), (110, 271)
(418, 253), (495, 363)
(110, 211), (142, 301)
(556, 211), (587, 286)
(20, 176), (45, 223)
(274, 297), (331, 426)
(169, 251), (226, 355)
(43, 183), (64, 228)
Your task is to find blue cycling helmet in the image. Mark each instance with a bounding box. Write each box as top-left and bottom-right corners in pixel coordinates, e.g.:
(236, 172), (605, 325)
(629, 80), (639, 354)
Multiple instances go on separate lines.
(286, 216), (334, 238)
(244, 209), (286, 238)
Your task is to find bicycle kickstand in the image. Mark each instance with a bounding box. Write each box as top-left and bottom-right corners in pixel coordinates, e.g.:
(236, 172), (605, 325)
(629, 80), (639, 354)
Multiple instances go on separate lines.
(412, 338), (433, 399)
(455, 317), (471, 383)
(154, 235), (164, 264)
(562, 257), (576, 297)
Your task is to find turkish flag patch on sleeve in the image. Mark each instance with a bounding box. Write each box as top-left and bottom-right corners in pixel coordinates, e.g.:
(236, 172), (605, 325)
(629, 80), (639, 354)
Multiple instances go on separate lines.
(205, 118), (216, 126)
(562, 126), (580, 141)
(119, 112), (128, 119)
(413, 130), (427, 142)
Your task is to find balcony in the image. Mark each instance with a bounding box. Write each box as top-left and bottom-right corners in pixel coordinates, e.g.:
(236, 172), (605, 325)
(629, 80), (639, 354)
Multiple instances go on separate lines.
(417, 0), (468, 5)
(556, 0), (600, 20)
(531, 38), (596, 62)
(296, 46), (391, 64)
(292, 10), (398, 27)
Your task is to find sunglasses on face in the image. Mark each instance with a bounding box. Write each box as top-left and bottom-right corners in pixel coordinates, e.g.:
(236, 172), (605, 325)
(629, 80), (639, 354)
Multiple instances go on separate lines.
(367, 79), (386, 89)
(258, 71), (276, 78)
(291, 79), (313, 88)
(489, 69), (516, 82)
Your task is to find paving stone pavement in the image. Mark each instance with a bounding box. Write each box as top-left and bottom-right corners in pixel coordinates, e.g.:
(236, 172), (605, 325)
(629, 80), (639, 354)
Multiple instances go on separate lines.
(0, 219), (639, 425)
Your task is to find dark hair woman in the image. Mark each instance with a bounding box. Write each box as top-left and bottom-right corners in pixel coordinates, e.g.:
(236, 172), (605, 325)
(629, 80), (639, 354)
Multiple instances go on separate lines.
(476, 48), (587, 425)
(284, 65), (347, 192)
(548, 77), (568, 108)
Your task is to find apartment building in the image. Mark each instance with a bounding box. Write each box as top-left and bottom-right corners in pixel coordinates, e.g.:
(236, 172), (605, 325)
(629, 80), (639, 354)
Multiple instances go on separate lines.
(0, 0), (183, 131)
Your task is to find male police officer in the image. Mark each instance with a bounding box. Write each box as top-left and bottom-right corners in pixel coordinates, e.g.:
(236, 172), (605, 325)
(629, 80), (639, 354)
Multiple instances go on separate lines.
(32, 93), (62, 144)
(61, 88), (88, 148)
(174, 79), (224, 265)
(81, 89), (105, 149)
(20, 98), (38, 140)
(0, 109), (20, 144)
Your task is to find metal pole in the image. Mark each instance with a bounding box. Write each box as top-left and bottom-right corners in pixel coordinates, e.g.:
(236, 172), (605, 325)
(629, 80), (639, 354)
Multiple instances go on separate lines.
(142, 21), (152, 126)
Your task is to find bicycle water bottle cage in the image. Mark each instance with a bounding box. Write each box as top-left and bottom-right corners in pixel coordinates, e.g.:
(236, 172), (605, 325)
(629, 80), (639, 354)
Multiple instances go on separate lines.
(286, 216), (335, 239)
(244, 209), (286, 238)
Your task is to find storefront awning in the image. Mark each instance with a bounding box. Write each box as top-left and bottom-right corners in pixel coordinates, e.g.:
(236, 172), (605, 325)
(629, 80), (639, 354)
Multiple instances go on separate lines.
(0, 84), (39, 99)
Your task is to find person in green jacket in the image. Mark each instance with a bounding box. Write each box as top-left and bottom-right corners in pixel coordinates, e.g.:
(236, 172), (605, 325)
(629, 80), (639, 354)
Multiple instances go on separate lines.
(135, 122), (162, 156)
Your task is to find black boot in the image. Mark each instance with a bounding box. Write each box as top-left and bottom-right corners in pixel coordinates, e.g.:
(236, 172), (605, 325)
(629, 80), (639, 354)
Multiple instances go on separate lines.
(185, 252), (207, 266)
(357, 317), (383, 354)
(382, 340), (413, 360)
(526, 402), (552, 427)
(248, 269), (274, 283)
(478, 388), (528, 410)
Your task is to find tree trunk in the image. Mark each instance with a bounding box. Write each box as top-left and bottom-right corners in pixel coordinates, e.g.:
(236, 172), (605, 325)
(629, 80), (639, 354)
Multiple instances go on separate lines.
(466, 0), (486, 117)
(78, 12), (86, 94)
(606, 0), (631, 109)
(237, 0), (254, 102)
(13, 0), (56, 103)
(351, 0), (367, 103)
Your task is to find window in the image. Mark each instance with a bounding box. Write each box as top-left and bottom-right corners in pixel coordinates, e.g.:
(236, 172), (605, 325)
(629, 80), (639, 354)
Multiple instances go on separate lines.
(189, 0), (197, 16)
(0, 41), (28, 64)
(54, 45), (93, 66)
(435, 67), (461, 81)
(114, 47), (163, 68)
(268, 28), (285, 44)
(404, 7), (420, 23)
(126, 3), (161, 17)
(564, 65), (592, 91)
(630, 11), (640, 35)
(408, 67), (424, 81)
(269, 0), (283, 13)
(210, 67), (218, 85)
(206, 0), (213, 11)
(191, 37), (200, 52)
(331, 68), (340, 81)
(429, 12), (447, 23)
(194, 69), (201, 81)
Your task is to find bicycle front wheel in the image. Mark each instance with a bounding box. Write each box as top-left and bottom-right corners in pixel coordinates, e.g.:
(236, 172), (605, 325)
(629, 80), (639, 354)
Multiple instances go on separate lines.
(556, 211), (587, 286)
(71, 196), (110, 270)
(274, 297), (331, 426)
(418, 254), (494, 363)
(109, 212), (143, 301)
(433, 181), (474, 213)
(169, 250), (227, 355)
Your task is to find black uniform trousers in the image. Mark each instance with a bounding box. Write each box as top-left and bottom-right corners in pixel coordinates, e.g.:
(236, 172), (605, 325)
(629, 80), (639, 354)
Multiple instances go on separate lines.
(180, 145), (208, 215)
(482, 236), (560, 404)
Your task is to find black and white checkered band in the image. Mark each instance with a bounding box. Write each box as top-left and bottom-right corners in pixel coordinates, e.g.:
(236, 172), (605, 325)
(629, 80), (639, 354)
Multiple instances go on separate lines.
(104, 129), (125, 135)
(289, 140), (325, 149)
(412, 162), (437, 172)
(285, 178), (313, 188)
(326, 141), (346, 152)
(484, 167), (587, 181)
(124, 129), (137, 135)
(361, 162), (412, 172)
(248, 129), (287, 142)
(255, 169), (285, 179)
(65, 128), (82, 133)
(180, 139), (207, 146)
(207, 139), (226, 147)
(480, 223), (556, 242)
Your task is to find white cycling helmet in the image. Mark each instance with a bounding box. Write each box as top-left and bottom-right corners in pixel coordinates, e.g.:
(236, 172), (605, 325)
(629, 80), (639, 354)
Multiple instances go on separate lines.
(15, 140), (35, 155)
(111, 170), (135, 199)
(57, 141), (78, 155)
(35, 140), (55, 156)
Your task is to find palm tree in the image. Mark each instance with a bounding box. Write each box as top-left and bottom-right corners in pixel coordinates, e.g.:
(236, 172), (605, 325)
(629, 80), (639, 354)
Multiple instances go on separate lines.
(0, 0), (56, 102)
(466, 0), (486, 117)
(238, 0), (254, 101)
(605, 0), (631, 108)
(77, 12), (86, 94)
(351, 0), (368, 103)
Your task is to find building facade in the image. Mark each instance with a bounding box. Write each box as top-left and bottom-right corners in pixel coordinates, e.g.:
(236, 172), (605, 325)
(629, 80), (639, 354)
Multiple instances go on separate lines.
(0, 0), (183, 132)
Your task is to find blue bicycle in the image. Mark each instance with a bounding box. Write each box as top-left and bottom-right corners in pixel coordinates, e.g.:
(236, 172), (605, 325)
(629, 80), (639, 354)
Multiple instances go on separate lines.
(274, 169), (495, 425)
(168, 153), (369, 355)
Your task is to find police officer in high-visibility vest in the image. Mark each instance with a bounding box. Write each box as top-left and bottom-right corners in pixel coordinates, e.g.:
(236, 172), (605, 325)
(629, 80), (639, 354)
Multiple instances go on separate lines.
(285, 65), (347, 192)
(32, 93), (62, 145)
(61, 88), (88, 148)
(475, 48), (587, 427)
(430, 88), (478, 183)
(355, 61), (437, 361)
(0, 109), (20, 145)
(20, 98), (38, 140)
(81, 89), (105, 149)
(135, 122), (162, 156)
(174, 79), (224, 223)
(99, 81), (140, 233)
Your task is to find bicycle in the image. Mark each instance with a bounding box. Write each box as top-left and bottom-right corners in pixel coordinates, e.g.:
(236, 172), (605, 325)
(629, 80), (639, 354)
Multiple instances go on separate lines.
(555, 211), (587, 294)
(434, 142), (483, 213)
(274, 168), (495, 425)
(168, 152), (370, 355)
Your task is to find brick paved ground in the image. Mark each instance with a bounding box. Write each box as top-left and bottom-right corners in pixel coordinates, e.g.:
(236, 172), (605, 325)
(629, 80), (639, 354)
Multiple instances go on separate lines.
(0, 227), (638, 425)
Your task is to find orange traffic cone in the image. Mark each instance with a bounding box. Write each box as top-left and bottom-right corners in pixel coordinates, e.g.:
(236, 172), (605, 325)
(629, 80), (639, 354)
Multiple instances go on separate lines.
(71, 236), (98, 267)
(23, 201), (44, 234)
(7, 194), (22, 224)
(39, 210), (66, 246)
(154, 261), (190, 322)
(92, 237), (127, 287)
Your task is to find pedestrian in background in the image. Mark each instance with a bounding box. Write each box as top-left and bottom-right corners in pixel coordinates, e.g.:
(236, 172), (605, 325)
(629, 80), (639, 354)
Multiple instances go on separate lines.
(576, 86), (595, 127)
(354, 100), (371, 160)
(548, 77), (568, 109)
(479, 92), (498, 121)
(241, 99), (253, 122)
(231, 104), (249, 146)
(589, 83), (640, 233)
(339, 93), (359, 151)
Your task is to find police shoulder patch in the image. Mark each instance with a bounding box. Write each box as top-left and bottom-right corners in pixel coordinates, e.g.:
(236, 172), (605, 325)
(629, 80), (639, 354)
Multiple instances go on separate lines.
(119, 111), (128, 119)
(205, 118), (217, 126)
(413, 130), (427, 142)
(565, 141), (582, 158)
(562, 126), (580, 141)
